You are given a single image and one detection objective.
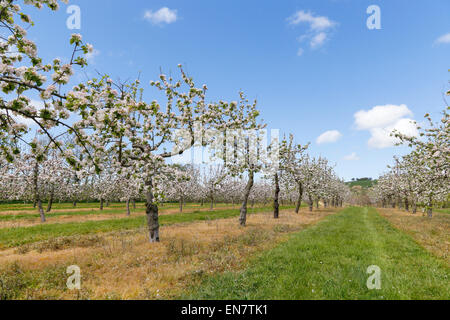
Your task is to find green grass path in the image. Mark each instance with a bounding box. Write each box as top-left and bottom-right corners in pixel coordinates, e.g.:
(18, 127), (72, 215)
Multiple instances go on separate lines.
(184, 207), (449, 300)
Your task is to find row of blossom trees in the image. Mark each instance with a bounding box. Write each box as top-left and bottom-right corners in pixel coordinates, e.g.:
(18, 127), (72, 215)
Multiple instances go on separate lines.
(370, 101), (449, 218)
(276, 135), (349, 214)
(0, 0), (350, 242)
(0, 0), (262, 241)
(0, 151), (349, 211)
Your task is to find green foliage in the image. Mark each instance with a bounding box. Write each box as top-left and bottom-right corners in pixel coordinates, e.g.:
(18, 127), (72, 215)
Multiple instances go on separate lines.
(346, 178), (378, 188)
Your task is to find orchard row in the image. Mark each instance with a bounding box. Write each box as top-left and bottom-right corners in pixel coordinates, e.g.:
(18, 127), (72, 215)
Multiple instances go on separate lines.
(0, 1), (349, 242)
(370, 105), (449, 217)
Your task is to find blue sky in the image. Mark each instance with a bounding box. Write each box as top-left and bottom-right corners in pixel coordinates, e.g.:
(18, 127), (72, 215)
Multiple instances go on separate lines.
(23, 0), (449, 180)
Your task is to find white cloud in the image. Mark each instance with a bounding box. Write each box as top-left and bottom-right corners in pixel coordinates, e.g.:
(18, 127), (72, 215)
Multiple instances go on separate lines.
(434, 33), (450, 45)
(310, 32), (327, 48)
(354, 104), (418, 149)
(343, 152), (360, 161)
(297, 48), (304, 56)
(288, 10), (336, 55)
(316, 130), (342, 144)
(144, 7), (177, 25)
(354, 104), (412, 130)
(288, 11), (335, 31)
(367, 118), (418, 149)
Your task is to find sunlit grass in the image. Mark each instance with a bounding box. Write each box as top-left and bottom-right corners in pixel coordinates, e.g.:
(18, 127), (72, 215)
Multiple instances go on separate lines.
(0, 205), (294, 248)
(184, 207), (449, 300)
(0, 202), (241, 221)
(0, 208), (331, 300)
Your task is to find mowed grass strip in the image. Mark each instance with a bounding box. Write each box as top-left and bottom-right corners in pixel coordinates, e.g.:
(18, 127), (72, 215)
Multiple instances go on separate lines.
(0, 202), (140, 212)
(0, 202), (223, 213)
(0, 203), (238, 221)
(0, 206), (293, 248)
(436, 208), (449, 215)
(184, 207), (449, 300)
(0, 204), (243, 222)
(0, 208), (143, 221)
(0, 203), (181, 215)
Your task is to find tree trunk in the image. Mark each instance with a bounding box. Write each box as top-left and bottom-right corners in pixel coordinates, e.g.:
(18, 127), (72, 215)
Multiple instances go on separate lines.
(73, 201), (77, 207)
(179, 196), (183, 213)
(404, 198), (409, 212)
(427, 197), (433, 218)
(38, 199), (46, 223)
(33, 162), (39, 207)
(46, 187), (54, 213)
(308, 196), (313, 212)
(126, 198), (131, 216)
(210, 195), (214, 210)
(100, 199), (104, 210)
(239, 170), (254, 226)
(33, 162), (46, 222)
(412, 203), (417, 214)
(295, 182), (303, 214)
(273, 173), (280, 219)
(315, 200), (319, 209)
(145, 179), (159, 243)
(132, 199), (136, 209)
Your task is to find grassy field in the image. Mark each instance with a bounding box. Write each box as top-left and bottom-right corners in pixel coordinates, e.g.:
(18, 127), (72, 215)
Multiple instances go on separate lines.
(184, 207), (449, 300)
(0, 204), (448, 300)
(0, 204), (232, 223)
(0, 202), (207, 211)
(0, 205), (295, 248)
(0, 202), (225, 218)
(0, 206), (334, 299)
(378, 208), (449, 264)
(0, 208), (142, 221)
(436, 208), (449, 215)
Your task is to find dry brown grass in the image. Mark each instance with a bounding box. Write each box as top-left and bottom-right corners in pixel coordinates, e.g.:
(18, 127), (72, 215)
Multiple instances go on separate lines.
(0, 207), (337, 300)
(378, 208), (449, 264)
